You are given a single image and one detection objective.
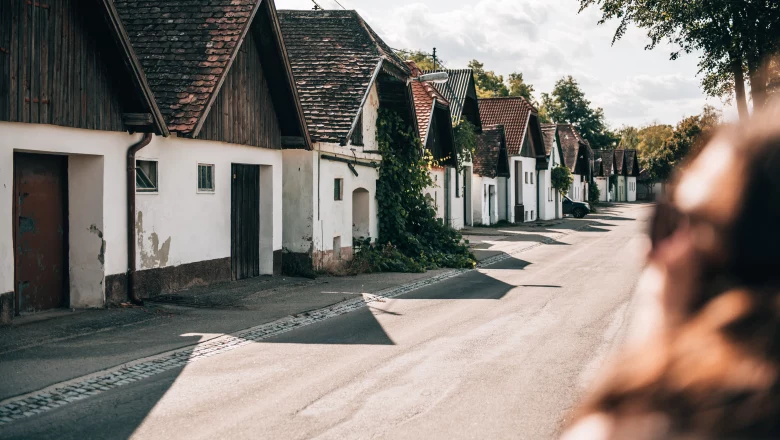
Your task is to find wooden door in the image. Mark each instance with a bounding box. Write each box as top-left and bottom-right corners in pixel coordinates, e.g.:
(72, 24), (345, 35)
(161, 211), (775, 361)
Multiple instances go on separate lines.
(13, 153), (69, 313)
(231, 164), (260, 280)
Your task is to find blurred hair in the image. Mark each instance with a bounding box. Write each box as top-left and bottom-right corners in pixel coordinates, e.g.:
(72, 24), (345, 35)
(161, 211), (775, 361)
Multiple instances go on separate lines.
(568, 100), (780, 439)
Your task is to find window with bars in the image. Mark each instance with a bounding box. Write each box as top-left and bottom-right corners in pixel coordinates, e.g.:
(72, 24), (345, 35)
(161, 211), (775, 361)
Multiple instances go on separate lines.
(334, 178), (343, 201)
(136, 160), (158, 193)
(198, 164), (215, 193)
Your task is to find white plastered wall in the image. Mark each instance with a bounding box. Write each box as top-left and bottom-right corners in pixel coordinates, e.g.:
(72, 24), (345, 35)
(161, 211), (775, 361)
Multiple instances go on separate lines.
(283, 82), (383, 264)
(1, 122), (284, 309)
(617, 176), (627, 202)
(312, 151), (379, 261)
(133, 135), (282, 275)
(471, 175), (499, 225)
(627, 176), (637, 202)
(538, 145), (563, 220)
(508, 156), (538, 223)
(1, 122), (130, 307)
(568, 174), (584, 202)
(596, 177), (610, 203)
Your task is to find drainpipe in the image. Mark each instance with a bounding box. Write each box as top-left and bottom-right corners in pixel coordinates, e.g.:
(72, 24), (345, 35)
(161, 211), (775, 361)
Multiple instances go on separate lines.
(536, 169), (540, 221)
(444, 168), (450, 226)
(505, 176), (510, 223)
(126, 133), (153, 305)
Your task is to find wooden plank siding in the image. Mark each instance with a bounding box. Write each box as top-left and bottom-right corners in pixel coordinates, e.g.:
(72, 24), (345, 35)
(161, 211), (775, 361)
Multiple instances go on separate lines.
(199, 26), (282, 149)
(0, 0), (131, 132)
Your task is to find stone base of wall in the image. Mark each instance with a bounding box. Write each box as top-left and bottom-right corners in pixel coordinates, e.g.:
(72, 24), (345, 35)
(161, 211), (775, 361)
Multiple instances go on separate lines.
(273, 250), (283, 276)
(0, 291), (13, 326)
(105, 257), (233, 305)
(314, 246), (355, 271)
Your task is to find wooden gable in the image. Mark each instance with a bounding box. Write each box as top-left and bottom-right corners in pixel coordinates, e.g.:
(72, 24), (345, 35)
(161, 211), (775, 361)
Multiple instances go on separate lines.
(199, 22), (282, 149)
(0, 0), (164, 133)
(426, 103), (457, 167)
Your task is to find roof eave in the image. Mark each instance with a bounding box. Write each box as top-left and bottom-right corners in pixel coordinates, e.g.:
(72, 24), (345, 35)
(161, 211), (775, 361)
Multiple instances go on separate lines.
(101, 0), (169, 136)
(341, 60), (384, 147)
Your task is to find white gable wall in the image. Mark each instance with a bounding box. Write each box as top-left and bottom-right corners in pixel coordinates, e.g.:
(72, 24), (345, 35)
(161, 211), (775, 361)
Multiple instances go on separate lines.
(282, 82), (382, 269)
(538, 143), (563, 220)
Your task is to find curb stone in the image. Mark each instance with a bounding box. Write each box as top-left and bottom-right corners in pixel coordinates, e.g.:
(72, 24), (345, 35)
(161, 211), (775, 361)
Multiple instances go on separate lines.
(0, 226), (583, 426)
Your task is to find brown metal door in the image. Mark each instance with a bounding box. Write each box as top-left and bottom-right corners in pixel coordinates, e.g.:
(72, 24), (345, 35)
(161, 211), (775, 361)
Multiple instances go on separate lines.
(13, 153), (69, 313)
(231, 164), (260, 280)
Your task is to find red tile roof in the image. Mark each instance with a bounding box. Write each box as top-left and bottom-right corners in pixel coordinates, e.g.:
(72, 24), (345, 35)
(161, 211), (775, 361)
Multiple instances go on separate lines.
(408, 61), (449, 144)
(478, 97), (535, 155)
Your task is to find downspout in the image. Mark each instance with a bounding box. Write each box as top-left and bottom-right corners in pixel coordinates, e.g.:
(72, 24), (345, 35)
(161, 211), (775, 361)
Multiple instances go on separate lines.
(444, 168), (450, 225)
(126, 133), (153, 305)
(505, 176), (510, 223)
(536, 169), (540, 222)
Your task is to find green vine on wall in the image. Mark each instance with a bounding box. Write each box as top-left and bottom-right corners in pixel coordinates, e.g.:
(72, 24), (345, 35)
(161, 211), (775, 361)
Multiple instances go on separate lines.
(551, 165), (573, 196)
(354, 109), (475, 272)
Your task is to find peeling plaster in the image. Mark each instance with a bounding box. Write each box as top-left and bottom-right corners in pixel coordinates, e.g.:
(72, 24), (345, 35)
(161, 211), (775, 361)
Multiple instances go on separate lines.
(135, 211), (172, 270)
(89, 225), (107, 266)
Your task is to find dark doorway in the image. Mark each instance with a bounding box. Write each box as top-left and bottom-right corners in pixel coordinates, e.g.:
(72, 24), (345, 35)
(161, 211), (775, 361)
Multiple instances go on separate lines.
(13, 153), (69, 313)
(231, 164), (260, 280)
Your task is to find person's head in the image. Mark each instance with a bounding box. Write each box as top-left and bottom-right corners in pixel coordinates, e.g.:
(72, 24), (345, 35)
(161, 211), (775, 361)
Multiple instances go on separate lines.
(649, 103), (780, 324)
(564, 101), (780, 440)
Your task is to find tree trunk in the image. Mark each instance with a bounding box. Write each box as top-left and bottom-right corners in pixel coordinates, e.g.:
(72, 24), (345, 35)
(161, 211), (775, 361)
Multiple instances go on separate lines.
(729, 50), (749, 120)
(749, 60), (768, 111)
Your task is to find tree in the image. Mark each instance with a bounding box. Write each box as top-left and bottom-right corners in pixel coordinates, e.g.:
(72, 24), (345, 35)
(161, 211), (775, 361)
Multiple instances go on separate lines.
(541, 76), (618, 149)
(507, 73), (535, 102)
(637, 124), (674, 157)
(397, 49), (444, 71)
(617, 126), (640, 150)
(578, 0), (780, 119)
(644, 106), (718, 183)
(468, 60), (509, 98)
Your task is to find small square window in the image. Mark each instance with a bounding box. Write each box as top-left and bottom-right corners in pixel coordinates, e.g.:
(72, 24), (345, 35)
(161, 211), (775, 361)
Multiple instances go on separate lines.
(136, 160), (158, 193)
(334, 178), (343, 201)
(198, 164), (215, 193)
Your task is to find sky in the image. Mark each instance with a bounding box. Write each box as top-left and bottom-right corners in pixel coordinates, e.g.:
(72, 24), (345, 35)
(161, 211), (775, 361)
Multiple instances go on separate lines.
(275, 0), (736, 129)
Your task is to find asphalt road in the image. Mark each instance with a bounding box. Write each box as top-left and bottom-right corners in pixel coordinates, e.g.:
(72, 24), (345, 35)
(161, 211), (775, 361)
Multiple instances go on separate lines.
(0, 204), (651, 440)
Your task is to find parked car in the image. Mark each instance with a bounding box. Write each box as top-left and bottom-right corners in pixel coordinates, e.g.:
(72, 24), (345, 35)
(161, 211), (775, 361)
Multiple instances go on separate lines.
(563, 196), (591, 219)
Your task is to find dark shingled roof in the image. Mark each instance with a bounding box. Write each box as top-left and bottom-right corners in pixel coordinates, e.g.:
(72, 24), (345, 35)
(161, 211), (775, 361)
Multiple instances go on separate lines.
(473, 125), (509, 178)
(424, 69), (479, 126)
(614, 149), (626, 174)
(115, 0), (260, 135)
(478, 97), (535, 155)
(593, 149), (614, 177)
(558, 124), (589, 173)
(540, 124), (558, 157)
(625, 149), (639, 176)
(278, 10), (410, 144)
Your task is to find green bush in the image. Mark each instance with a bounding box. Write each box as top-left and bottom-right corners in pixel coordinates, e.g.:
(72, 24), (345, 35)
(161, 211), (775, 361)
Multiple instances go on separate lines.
(589, 182), (601, 204)
(551, 165), (573, 196)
